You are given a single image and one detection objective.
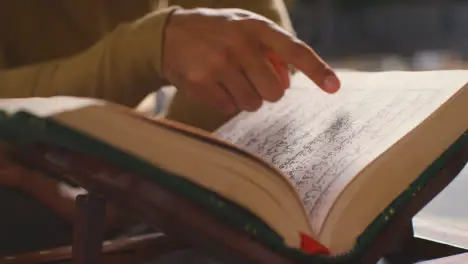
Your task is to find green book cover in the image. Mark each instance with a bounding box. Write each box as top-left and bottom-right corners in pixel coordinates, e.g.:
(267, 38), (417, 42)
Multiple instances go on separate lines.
(0, 110), (465, 264)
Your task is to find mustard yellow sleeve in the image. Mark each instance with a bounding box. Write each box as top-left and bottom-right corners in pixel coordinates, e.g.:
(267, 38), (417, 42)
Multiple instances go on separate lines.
(0, 7), (178, 108)
(165, 0), (295, 132)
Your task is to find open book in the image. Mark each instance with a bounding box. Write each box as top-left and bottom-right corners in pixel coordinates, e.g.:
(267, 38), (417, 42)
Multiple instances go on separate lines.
(0, 70), (466, 262)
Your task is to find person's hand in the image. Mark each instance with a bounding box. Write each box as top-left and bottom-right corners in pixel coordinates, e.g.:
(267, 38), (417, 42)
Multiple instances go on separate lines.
(162, 8), (340, 115)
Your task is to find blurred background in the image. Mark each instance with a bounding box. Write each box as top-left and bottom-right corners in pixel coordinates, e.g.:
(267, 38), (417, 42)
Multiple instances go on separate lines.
(288, 0), (468, 71)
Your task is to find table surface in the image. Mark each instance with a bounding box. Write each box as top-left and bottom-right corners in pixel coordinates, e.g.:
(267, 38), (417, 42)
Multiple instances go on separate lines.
(412, 163), (468, 250)
(415, 252), (468, 263)
(376, 163), (468, 264)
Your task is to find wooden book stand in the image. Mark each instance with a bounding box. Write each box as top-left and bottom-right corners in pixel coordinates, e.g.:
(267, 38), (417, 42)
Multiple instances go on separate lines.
(0, 232), (182, 264)
(11, 133), (468, 264)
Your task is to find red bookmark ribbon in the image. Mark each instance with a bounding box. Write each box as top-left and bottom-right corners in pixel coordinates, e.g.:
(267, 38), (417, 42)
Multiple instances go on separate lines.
(300, 232), (331, 256)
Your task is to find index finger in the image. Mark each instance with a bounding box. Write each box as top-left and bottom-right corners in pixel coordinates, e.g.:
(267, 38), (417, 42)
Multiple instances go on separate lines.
(256, 23), (340, 93)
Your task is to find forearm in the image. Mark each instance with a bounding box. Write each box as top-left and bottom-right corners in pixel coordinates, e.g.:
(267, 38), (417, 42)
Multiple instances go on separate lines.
(0, 7), (176, 107)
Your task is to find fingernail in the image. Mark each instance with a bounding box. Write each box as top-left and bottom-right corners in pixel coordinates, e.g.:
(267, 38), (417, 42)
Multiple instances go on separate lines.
(322, 73), (340, 93)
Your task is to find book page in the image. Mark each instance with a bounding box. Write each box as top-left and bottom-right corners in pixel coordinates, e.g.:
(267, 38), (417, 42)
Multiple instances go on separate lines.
(0, 96), (103, 117)
(215, 70), (468, 234)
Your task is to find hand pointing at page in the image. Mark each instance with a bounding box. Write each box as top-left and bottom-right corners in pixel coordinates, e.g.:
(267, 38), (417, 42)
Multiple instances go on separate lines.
(163, 8), (341, 115)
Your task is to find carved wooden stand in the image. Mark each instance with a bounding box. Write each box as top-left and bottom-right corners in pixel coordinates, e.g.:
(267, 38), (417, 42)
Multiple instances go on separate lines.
(8, 130), (456, 264)
(72, 193), (106, 264)
(66, 137), (467, 264)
